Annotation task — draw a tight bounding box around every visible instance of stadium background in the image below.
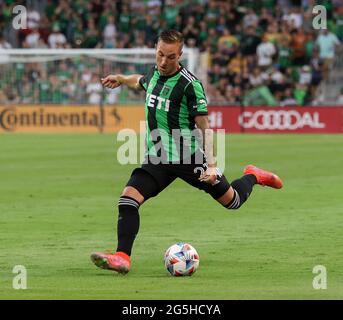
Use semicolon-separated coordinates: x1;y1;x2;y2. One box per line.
1;0;343;300
0;0;342;128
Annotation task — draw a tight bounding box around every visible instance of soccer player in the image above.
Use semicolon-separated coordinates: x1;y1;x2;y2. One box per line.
91;30;283;274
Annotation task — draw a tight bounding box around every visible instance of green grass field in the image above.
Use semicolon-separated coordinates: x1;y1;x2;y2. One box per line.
0;133;342;300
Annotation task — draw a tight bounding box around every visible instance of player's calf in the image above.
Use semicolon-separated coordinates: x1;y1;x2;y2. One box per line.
116;195;141;256
223;174;257;210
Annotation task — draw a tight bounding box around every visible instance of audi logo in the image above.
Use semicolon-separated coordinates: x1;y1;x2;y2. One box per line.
239;110;325;130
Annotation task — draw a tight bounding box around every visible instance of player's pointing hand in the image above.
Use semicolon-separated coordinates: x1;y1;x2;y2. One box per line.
101;75;122;89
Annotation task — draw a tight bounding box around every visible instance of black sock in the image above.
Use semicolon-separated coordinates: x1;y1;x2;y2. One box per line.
226;174;257;209
116;196;140;256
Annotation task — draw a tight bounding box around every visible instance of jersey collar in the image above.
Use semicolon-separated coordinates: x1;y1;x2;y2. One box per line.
156;63;183;80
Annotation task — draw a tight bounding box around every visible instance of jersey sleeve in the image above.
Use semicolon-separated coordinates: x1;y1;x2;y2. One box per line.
185;80;208;116
138;66;155;91
139;75;148;91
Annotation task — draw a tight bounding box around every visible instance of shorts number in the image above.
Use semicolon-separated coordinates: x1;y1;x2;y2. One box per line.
194;166;205;176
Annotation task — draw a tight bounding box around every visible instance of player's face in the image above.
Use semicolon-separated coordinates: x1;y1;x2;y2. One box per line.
156;41;182;76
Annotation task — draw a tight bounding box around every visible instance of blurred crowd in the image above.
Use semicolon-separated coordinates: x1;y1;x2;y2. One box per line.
0;0;342;106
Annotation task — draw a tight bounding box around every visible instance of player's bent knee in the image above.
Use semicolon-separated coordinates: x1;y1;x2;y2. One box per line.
218;187;242;210
216;187;234;206
121;186;144;205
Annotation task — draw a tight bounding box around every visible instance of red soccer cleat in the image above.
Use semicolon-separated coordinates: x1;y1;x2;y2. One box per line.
244;165;283;189
90;251;131;274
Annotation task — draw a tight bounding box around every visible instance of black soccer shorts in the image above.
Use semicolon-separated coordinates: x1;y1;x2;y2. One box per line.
126;153;231;201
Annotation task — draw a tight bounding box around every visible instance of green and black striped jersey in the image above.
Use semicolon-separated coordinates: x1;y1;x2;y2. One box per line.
139;64;208;163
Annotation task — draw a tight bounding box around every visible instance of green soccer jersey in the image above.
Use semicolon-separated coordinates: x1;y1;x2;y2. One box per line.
139;65;208;163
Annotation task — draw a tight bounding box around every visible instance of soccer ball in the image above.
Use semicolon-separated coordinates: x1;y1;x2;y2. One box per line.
164;242;200;276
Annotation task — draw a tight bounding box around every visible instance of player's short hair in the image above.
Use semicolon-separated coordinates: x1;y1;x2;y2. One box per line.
157;30;184;48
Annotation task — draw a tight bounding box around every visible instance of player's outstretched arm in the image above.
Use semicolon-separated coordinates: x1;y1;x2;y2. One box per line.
101;74;144;91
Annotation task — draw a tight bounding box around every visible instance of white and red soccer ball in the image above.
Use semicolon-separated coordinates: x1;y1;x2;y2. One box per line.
164;242;199;276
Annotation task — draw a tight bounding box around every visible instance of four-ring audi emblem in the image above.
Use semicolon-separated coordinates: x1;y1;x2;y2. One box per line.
239;110;325;130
